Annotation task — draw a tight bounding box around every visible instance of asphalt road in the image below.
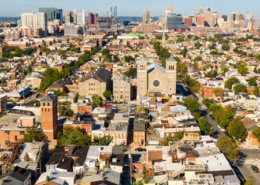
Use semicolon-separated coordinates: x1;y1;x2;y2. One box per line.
178;81;260;184
237;164;260;184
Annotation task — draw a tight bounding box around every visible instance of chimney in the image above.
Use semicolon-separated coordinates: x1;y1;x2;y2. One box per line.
46;176;49;182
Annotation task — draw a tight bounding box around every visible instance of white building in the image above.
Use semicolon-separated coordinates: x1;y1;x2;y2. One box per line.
21;12;47;36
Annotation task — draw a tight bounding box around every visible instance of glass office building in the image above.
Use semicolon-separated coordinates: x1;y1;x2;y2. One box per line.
39;7;63;23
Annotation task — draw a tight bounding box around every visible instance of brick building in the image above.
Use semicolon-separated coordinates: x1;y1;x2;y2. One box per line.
40;91;58;146
133;118;146;147
133;23;161;33
184;17;193;28
0;95;7;112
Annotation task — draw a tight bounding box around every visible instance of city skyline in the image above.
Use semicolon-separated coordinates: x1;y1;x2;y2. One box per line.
1;0;260;17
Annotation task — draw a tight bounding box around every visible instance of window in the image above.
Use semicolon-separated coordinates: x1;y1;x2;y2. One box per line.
20;131;25;135
5;131;9;135
120;134;122;138
166;133;169;137
138;140;140;144
48;103;50;106
142;134;144;137
135;134;137;137
138;133;140;137
15;136;17;141
141;87;143;91
116;134;118;138
89;127;91;131
135;140;137;144
124;134;126;138
84;127;87;131
5;140;10;145
43;103;45;106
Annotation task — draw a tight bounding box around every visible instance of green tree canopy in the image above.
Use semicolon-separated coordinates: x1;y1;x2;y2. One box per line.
180;47;188;57
199;117;214;135
92;94;102;107
248;76;257;86
227;118;248;140
194;56;202;61
124;55;134;63
219;108;235;129
244;179;254;185
253;86;260;95
138;107;149;113
57;126;91;146
124;67;137;78
103;90;112;100
184;98;201;114
221;44;230;50
22;126;42;142
217;135;240;162
252;127;260;143
237;64;248;76
202;98;214;108
225;77;239;89
92;135;113;145
226;55;233;61
234;84;247;93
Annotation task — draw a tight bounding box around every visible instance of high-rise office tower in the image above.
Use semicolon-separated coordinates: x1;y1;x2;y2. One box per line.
21;12;48;36
165;6;173;29
198;6;203;14
88;12;98;28
66;12;76;24
74;10;85;25
204;7;215;27
252;16;260;30
197;14;205;26
39;7;63;24
222;15;228;21
110;6;117;17
245;12;251;20
143;10;150;25
65;10;85;25
158;14;162;24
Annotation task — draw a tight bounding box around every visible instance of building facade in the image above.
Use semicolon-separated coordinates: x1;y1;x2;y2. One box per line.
112;74;132;102
39;7;63;24
143;10;151;25
136;56;176;101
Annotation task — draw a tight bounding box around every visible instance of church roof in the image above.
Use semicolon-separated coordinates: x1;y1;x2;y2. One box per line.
136;56;148;64
147;63;166;74
166;56;177;63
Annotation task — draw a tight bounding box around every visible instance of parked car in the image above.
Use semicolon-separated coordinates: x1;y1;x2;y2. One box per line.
135;148;146;152
209;114;214;120
251;165;259;173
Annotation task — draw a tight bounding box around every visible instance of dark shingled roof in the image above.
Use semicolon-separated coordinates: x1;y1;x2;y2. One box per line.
80;68;111;83
40;94;57;102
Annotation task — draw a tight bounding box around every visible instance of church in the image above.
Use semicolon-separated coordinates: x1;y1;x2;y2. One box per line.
136;56;177;101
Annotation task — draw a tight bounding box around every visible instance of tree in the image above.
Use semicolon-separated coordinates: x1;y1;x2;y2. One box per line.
92;135;113;145
102;48;110;58
183;76;200;93
202;98;214;108
221;67;229;76
194;56;202;61
57;126;91;146
124;55;133;63
199;117;214;135
252;127;260;143
180;47;188;57
234;84;246;93
244;179;254;185
253;86;260;95
138;107;149;113
162;131;184;146
124;67;137;78
226;55;233;61
219;108;235;129
103;90;112;100
59;106;74;117
184;98;200;114
208;103;224;123
248;77;257;86
227;118;248;140
194;41;200;49
217;135;240;162
225;77;239;89
22;126;42;142
205;70;218;78
221;44;230;50
92;94;102;107
237;64;248;76
213;89;222;94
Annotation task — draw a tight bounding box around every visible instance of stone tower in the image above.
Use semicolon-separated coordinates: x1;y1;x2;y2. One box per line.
137;57;148;101
166;56;177;95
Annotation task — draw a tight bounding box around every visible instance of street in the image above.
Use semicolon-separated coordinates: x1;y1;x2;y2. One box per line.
178;81;260;183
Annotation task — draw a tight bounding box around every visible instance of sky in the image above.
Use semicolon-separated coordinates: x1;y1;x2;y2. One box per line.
0;0;259;17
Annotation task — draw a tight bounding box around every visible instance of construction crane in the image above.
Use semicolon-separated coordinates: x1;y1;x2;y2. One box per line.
107;11;109;30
